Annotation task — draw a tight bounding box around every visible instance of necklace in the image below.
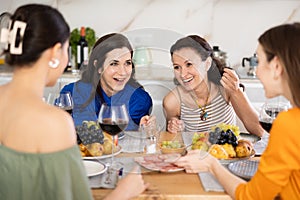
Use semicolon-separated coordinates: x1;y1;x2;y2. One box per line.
190;90;210;121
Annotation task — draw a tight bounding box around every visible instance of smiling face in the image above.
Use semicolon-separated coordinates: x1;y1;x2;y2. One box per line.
100;47;133;96
256;44;278;98
172;48;207;91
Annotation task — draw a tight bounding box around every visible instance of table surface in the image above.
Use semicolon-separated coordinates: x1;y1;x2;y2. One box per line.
91;132;233;200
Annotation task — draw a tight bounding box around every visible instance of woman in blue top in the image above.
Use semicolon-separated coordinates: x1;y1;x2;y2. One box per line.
61;33;153;130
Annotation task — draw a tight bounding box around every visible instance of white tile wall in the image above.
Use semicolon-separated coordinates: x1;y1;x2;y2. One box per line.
1;0;299;69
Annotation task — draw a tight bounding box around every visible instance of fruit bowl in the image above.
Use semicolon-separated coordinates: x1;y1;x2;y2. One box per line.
190;123;255;163
160;140;186;154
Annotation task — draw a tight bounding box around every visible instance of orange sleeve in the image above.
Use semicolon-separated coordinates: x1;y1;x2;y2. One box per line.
236;170;281;200
235;108;300;199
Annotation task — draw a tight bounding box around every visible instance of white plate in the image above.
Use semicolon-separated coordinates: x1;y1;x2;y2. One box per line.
218;149;256;165
186;145;255;165
135;154;185;173
83;160;107;177
118;132;125;140
183;132;256;165
83;145;122;160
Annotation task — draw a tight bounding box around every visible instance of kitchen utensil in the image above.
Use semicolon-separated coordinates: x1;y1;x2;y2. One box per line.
242;54;258;76
212;46;229;67
133;46;152;66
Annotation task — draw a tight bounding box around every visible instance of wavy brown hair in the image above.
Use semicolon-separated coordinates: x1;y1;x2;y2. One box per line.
258;23;300;107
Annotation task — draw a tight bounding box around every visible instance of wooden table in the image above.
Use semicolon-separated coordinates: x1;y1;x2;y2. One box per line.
92;132;232;200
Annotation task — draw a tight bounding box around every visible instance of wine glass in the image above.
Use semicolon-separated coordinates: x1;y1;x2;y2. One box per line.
259;101;289;132
47;92;74;115
98;103;129;184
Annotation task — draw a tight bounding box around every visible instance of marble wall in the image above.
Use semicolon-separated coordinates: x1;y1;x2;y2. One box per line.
1;0;300;72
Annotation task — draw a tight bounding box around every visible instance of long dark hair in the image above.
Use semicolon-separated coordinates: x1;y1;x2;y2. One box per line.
258;23;300;107
3;4;70;67
170;35;226;85
80;33;142;106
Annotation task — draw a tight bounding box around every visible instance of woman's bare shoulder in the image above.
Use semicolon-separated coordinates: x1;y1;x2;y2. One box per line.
164;86;181;101
41;104;76;135
30;103;77;151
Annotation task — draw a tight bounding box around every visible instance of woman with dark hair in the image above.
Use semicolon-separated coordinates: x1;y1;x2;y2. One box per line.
0;4;148;200
0;4;93;199
61;33;153;130
175;23;300;199
163;35;263;136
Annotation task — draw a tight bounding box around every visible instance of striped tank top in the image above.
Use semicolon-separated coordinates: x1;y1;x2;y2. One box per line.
180;91;236;132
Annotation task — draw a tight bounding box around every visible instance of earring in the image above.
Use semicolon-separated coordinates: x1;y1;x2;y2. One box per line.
48;58;59;68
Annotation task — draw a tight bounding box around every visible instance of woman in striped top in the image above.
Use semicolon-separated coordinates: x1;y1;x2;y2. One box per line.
163;35;264;136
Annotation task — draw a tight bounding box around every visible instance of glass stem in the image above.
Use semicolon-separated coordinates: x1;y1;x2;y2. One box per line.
105;135;116;185
110;135;115;165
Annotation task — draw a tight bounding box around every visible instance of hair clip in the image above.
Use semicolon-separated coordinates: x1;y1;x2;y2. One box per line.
0;20;27;55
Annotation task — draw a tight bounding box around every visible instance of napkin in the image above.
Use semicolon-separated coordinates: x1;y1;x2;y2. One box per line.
183;132;224;192
88;161;120;189
253;132;269;155
87;157;138;189
88;171;116;189
119;132;146;153
198;172;224;192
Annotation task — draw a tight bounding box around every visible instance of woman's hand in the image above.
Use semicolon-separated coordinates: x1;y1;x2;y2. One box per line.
140;115;156;127
105;166;150;200
174;150;215;173
220;68;241;94
167;117;184;133
140;115;157;136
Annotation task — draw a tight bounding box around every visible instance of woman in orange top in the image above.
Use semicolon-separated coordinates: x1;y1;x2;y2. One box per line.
175;22;300;199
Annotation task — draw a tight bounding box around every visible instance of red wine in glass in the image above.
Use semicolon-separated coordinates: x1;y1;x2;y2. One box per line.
259;119;272;132
98;104;129;185
48;92;74;115
265;107;284;118
99;118;128;136
259;102;289;132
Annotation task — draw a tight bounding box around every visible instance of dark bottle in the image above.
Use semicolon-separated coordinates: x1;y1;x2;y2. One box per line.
64;45;72;72
76;27;88;69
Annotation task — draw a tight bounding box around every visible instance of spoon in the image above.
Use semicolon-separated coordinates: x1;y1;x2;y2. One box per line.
163;143;192;163
181;143;192;156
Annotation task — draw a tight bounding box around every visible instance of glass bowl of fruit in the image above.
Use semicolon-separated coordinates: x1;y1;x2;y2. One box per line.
160;140;186;154
190;123;255;164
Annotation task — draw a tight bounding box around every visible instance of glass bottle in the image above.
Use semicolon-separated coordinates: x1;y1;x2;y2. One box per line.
76;27;88;69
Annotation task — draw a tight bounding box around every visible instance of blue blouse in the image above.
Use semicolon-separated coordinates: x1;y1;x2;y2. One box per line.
60;81;152;130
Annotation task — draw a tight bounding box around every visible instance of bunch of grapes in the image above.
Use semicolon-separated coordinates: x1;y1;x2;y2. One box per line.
75;121;104;145
208;127;238;147
212;123;240;136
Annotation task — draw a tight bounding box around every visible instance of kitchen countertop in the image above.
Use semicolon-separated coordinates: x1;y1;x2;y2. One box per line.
0;64;81;78
0;64;261;83
235;65;258;80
